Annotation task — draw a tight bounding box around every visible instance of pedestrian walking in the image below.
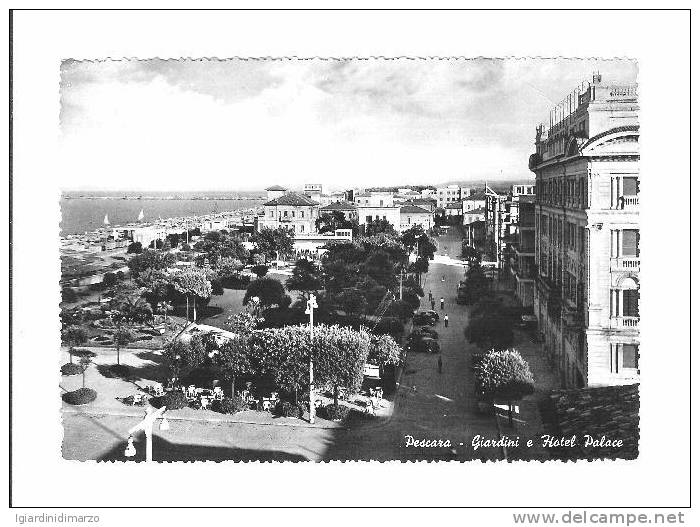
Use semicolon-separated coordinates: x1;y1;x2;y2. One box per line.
441;275;446;282
431;299;436;310
440;297;445;310
438;355;443;374
444;315;449;328
429;291;433;302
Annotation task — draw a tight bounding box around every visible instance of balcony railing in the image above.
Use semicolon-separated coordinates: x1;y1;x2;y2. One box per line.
611;316;640;329
622;196;639;207
611;257;640;272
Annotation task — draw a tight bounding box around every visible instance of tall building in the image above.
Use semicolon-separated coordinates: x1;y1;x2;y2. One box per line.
512;195;536;308
530;74;639;388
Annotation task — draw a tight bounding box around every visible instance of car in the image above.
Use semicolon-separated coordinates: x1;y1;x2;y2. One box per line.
418;326;439;339
406;333;441;354
413;313;435;326
414;310;440;326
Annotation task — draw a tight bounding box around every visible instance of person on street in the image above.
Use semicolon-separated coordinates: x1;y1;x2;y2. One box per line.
440;297;445;310
444;315;449;328
429;291;433;302
441;275;446;282
431;299;436;310
438;355;443;374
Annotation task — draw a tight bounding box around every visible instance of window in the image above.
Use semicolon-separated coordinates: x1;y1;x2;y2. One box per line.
622;290;639;317
622;177;638;196
301;211;304;218
283;210;288;217
292;211;295;218
300;225;304;233
366;215;372;223
622;230;640;257
622;344;638;369
269;211;274;218
383;216;387;221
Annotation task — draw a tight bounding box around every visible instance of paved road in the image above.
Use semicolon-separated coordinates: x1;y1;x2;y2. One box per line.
322;229;502;461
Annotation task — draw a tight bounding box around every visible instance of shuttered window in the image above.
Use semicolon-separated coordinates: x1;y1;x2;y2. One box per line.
622;290;639;317
622;229;640;256
622;344;639;369
623;177;638;196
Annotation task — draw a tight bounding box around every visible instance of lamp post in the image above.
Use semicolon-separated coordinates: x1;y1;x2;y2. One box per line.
305;294;318;424
124;406;168;462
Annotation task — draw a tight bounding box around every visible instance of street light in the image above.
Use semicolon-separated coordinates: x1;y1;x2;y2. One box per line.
305;294;318;424
124;406;168;462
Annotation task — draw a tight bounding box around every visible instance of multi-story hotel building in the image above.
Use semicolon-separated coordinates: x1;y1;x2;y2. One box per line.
529;74;639;388
257;192;320;235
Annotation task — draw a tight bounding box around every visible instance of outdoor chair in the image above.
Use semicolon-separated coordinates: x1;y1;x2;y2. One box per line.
200;396;211;410
261;399;273;412
187;385;197;399
213;387;224;401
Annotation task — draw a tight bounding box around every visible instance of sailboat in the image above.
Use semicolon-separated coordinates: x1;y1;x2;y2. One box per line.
138;209;145;222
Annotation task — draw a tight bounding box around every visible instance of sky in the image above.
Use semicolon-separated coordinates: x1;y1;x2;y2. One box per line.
59;58;638;192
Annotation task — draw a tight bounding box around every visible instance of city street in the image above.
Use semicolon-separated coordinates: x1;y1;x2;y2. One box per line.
322;229;502;461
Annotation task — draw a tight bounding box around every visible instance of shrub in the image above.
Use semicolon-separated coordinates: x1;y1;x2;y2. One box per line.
474;349;535;403
121;394;146;406
62;388;97;405
275;400;303;418
251;264;269;278
221;274;251;290
61;363;83;376
318;404;350;421
156;390;189;410
212;396;249;415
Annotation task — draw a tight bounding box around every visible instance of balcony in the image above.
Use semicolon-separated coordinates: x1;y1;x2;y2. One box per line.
622;196;639;208
278;216;292;223
611;316;639;329
611;257;640;272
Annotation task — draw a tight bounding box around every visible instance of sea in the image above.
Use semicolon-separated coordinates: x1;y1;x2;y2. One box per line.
60;190;264;235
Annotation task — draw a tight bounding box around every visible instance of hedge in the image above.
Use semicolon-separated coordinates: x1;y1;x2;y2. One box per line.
62;388;97;405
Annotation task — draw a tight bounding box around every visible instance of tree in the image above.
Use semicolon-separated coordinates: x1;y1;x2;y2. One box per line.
127;241;143;254
315;210;358;235
102;272;118;288
335;288;368;318
109;282;153;324
248;327;310;402
162;337;207;386
362;250;396;290
365;218;396;237
243;277;286;309
127;249;175;277
157;301;173;322
79;355;92;389
313;324;372;406
368;334;402;367
62;325;88;364
113;327;134;366
462;242;482;265
474;349;535;425
251;264;269;278
217;257;244;279
172;268;213;321
286;259;322;301
461;264;490;304
252;227;294;262
213;337;251;397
